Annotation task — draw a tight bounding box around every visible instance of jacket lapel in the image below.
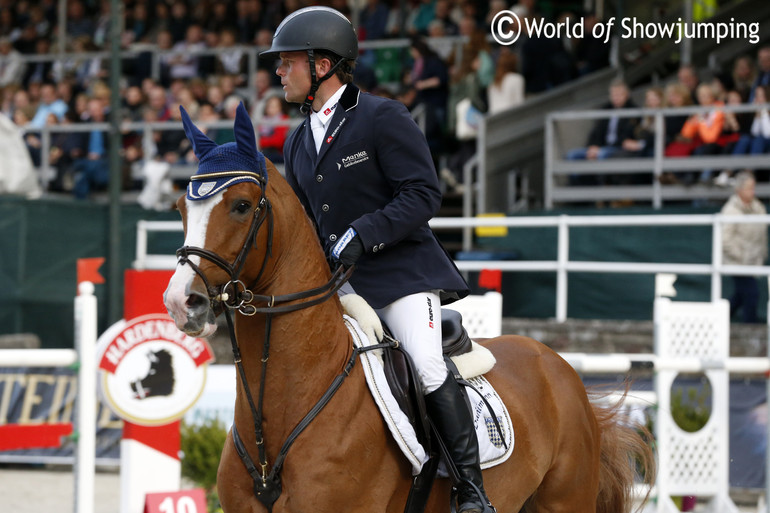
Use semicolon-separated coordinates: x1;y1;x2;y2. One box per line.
301;120;317;166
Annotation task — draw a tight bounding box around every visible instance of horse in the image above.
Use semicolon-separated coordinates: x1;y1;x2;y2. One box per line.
164;104;655;513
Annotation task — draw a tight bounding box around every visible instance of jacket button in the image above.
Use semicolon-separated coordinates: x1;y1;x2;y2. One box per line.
329;234;337;242
378;243;385;250
372;245;378;253
322;204;329;212
316;174;323;182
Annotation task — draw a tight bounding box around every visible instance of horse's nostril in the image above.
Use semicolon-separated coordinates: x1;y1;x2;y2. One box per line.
186;292;209;311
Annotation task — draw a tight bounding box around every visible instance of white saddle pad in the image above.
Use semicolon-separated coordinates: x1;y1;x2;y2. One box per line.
344;316;514;476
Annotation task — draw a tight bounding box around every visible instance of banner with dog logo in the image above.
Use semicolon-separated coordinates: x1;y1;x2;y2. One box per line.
96;313;214;426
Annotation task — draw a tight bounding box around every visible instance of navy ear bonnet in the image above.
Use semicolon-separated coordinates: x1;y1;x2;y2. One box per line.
180;102;267;201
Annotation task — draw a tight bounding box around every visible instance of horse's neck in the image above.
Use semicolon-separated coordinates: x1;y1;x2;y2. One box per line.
233;172;353;427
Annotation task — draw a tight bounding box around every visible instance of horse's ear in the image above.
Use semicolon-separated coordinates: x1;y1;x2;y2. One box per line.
180;105;217;160
234;102;259;158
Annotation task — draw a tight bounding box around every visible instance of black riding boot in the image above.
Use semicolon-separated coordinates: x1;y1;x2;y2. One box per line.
425;373;494;513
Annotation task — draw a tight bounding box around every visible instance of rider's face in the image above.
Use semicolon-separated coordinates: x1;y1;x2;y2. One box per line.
276;51;312;104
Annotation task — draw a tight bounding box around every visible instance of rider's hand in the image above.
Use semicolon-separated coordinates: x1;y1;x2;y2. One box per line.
332;227;364;268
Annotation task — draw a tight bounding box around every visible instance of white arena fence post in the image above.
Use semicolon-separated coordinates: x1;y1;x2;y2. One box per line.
74;281;97;513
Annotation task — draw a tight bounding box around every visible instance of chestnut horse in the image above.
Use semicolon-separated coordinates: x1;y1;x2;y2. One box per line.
164;106;654;513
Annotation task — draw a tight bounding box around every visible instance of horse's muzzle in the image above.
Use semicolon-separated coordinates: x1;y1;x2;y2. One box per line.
164;274;218;338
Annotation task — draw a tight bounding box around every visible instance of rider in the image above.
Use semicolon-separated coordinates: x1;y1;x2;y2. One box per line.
260;7;494;513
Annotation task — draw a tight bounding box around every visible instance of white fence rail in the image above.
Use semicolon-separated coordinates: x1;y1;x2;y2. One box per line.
136;214;770;322
0;282;97;513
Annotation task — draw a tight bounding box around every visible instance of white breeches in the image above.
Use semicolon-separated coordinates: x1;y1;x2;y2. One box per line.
376;291;448;394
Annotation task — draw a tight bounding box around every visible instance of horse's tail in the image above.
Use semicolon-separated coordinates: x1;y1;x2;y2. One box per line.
591;390;656;513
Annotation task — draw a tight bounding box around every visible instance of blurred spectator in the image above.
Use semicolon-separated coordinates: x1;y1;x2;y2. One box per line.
359;0;390;41
410;0;437;35
750;46;770;102
574;12;610;76
168;1;191;43
0;8;20;42
732;85;770;155
453;22;494;88
207;84;226;115
145;3;172;43
12;105;38;163
72;97;109;199
407;36;449;159
445;40;488;191
8;88;33;120
732;55;756;95
126;3;151;43
257;95;289;164
484;0;508;27
722;88;754;152
48;109;87;192
676;83;725;183
29;82;67;128
0;36;25;87
206;3;236;36
623;86;664;159
721;170;768;323
522;14;575;93
510;0;536;18
662;82;692;146
565;79;638;185
23;37;53;87
148;84;172;121
14;23;38;54
433;0;458;36
216;28;246;79
254;68;277;104
122;86;145;122
66;0;95;41
234;0;264;45
53;35;106;91
156;102;189;166
714;88;756;186
93;0;113;48
677;64;701;104
487;48;525;115
167;24;207;81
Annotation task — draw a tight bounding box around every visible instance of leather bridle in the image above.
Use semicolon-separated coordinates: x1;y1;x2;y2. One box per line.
173;175;365;512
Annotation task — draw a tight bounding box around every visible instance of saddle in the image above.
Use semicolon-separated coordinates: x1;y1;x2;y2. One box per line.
379;309;475;513
381;308;472;444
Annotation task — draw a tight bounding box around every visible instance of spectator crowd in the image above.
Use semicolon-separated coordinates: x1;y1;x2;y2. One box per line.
1;0;698;202
565;45;770;191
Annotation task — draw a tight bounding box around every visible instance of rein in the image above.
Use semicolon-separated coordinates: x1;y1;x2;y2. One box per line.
175;182;360;512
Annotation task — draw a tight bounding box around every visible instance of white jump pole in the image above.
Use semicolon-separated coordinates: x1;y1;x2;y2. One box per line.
74;281;97;513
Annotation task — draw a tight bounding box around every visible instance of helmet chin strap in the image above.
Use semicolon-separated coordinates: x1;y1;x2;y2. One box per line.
300;49;349;115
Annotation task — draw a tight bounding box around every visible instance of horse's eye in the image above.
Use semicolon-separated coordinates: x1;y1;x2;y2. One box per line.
233;201;251;215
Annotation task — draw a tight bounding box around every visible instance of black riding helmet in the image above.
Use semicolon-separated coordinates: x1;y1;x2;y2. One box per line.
260;6;358;114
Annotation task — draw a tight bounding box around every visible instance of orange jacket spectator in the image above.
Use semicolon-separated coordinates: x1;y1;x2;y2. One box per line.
680;84;725;144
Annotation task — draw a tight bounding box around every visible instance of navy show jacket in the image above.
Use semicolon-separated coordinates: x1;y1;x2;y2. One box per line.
283;84;469;309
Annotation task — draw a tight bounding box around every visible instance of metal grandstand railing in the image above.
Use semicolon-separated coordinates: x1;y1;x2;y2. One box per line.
545;102;770;209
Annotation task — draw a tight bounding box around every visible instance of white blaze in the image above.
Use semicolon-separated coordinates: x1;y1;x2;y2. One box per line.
164;192;224;332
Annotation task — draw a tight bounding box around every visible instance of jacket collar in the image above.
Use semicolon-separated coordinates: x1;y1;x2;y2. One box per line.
303;83;360;166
